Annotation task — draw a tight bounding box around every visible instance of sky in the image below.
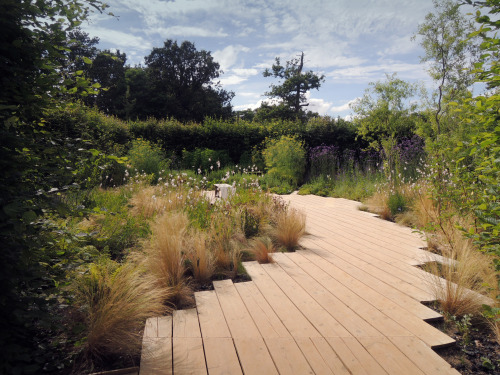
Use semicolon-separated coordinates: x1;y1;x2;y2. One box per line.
80;0;466;119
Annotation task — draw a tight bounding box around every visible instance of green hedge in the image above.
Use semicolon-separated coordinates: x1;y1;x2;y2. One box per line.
44;105;362;170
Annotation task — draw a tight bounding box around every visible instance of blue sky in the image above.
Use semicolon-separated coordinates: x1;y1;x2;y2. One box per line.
81;0;460;118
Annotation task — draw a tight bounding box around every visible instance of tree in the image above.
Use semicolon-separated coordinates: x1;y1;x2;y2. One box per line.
0;0;110;372
350;73;423;149
85;49;127;116
263;52;325;118
143;40;234;122
414;0;479;135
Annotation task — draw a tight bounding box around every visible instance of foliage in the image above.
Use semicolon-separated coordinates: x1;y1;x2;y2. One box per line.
414;0;479;135
387;191;409;216
262;52;325;118
85;50;128;117
181;148;232;171
0;0;113;372
351;73;424;149
262;135;306;190
127;139;170;183
140;40;234;122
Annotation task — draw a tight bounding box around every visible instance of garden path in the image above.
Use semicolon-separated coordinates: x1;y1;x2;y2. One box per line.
140;193;460;375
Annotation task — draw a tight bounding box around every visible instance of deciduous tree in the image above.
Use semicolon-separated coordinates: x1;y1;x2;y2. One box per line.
414;0;479;135
143;40;234;122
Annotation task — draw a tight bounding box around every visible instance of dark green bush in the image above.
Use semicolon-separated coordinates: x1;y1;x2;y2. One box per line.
388;192;408;217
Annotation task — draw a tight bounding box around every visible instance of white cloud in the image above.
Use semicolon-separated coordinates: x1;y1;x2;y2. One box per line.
213;45;250;71
148;26;228;38
219;75;249;86
327;62;427;84
330;98;360;113
83;26;152;51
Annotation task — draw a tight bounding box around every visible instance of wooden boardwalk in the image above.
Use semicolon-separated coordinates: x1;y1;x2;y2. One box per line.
140;193;460;374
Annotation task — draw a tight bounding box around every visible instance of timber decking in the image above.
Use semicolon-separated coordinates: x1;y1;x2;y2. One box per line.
140;193;461;375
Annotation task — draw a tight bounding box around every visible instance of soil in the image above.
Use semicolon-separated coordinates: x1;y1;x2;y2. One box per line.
426;303;500;374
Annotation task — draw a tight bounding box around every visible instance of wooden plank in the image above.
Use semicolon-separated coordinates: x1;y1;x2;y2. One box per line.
288;251;454;348
144;317;158;338
292;249;442;321
340;337;388;375
234;281;291;338
294;337;335;375
301;237;434;302
172;337;207;375
271;252;382;338
158;316;172;338
140;337;172;375
203;337;242;375
310;337;350;375
243;261;321;338
260;261;352;338
213;280;261;338
195;290;231;338
326;337;370;375
388;336;461;375
173;309;201;338
264;337;314;374
359;337;426;375
281;252;412;337
233;338;279;375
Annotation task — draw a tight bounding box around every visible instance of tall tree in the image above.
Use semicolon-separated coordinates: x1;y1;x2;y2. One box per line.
350;73;423;149
263;52;325;116
143;40;234;122
85;49;127;116
414;0;479;135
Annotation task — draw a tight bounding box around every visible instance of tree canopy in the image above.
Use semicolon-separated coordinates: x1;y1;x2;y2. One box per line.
350;73;424;149
262;52;324;119
139;39;234;122
414;0;479;134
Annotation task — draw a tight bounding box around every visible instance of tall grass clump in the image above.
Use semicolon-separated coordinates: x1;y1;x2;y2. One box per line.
423;227;497;317
72;258;168;368
248;236;275;264
142;212;193;307
272;207;306;251
186;232;215;283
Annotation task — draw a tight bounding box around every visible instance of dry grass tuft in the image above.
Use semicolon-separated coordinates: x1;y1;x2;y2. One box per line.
142;212;193;307
413;185;438;229
272;208;306;251
72;258;169;362
423;229;497;317
395;210;418;227
186;232;215;283
364;190;392;220
248;237;275;264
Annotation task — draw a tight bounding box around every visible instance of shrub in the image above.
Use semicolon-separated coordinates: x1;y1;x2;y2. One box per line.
387;191;408;217
181;148;232;171
127;139;170;183
262;135;306;189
